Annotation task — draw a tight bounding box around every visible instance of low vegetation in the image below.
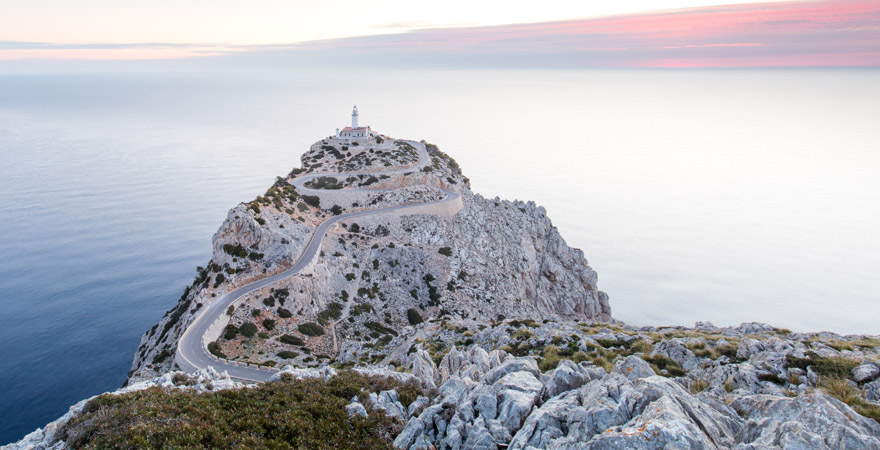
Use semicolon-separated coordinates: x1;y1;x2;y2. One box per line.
298;322;325;337
407;308;424;326
61;372;419;449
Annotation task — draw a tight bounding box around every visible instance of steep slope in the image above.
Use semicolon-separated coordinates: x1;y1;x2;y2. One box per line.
128;136;609;381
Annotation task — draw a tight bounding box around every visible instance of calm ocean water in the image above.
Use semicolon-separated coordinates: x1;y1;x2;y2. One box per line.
1;68;878;442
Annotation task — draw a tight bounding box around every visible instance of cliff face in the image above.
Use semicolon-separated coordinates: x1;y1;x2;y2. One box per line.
128;137;609;380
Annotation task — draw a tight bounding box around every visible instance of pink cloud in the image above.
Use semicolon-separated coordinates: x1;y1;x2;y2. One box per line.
296;0;880;67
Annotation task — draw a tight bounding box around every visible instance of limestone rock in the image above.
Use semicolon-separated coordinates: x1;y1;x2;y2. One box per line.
612;355;655;380
853;361;880;383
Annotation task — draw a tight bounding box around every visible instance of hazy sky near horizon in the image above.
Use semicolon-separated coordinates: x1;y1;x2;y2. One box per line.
1;0;878;67
3;0;794;45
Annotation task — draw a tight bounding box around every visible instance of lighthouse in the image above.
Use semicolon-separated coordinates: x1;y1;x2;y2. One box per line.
335;105;373;142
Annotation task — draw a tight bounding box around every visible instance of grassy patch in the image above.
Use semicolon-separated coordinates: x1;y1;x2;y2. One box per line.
820;377;880;423
690;378;710;394
643;354;687;377
786;353;858;379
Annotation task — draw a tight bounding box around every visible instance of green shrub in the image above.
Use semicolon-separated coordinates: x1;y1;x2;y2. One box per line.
61;372;416;449
239;322;258;338
298;322;325;336
208;341;226;359
407;309;423;326
365;321;398;337
223;244;248;258
438;247;452;257
262;319;276;331
318;303;344;324
351;304;374;316
280;334;305;346
223;325;239;340
278;308;293;319
346;273;356;281
248;251;264;261
255;218;266;225
213;273;226;288
302;195;320;208
277;351;299;359
330;205;343;215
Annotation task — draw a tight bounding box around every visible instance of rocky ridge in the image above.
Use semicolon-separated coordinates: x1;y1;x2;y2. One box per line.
7;320;880;449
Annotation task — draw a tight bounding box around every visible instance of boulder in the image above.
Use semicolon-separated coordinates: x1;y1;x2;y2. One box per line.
411;348;440;388
482;358;541;386
852;362;880;383
346;401;368;418
541;360;599;400
613;355;655;380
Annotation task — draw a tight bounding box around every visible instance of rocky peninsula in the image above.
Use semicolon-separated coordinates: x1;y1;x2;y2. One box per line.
5;134;879;450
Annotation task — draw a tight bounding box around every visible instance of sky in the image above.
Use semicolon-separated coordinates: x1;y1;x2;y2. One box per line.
1;0;878;68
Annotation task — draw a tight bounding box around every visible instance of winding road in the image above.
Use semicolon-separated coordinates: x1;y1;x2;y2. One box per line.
175;140;462;382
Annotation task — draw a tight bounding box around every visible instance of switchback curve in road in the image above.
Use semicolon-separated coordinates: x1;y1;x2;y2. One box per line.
175;140;462;381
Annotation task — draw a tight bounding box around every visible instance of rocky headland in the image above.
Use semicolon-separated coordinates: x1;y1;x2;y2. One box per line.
5;135;879;450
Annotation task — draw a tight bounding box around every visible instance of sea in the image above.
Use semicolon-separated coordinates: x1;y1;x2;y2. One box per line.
1;68;878;443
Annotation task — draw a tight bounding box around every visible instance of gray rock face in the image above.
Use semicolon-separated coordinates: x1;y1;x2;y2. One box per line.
392;348;880;450
412;348;441;388
866;379;880;402
541;360;600;400
346;401;368;417
731;394;880;449
612;355;655;380
853;362;880;383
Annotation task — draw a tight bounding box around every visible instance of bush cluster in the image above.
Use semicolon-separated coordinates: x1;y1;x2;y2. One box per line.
61;372;419;449
239;322;258;338
298;322;325;337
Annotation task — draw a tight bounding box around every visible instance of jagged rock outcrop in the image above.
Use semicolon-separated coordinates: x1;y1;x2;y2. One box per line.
9;320;880;449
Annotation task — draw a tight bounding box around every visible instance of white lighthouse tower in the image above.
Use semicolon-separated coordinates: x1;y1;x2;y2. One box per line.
335;105;372;142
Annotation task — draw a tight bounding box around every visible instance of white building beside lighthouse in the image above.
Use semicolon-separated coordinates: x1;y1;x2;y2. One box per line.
335;105;373;142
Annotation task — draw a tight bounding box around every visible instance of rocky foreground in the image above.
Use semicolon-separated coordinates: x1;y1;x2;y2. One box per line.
5;136;880;449
7;320;880;449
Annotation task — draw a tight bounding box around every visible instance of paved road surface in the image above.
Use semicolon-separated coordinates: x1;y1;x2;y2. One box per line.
175;140;460;381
